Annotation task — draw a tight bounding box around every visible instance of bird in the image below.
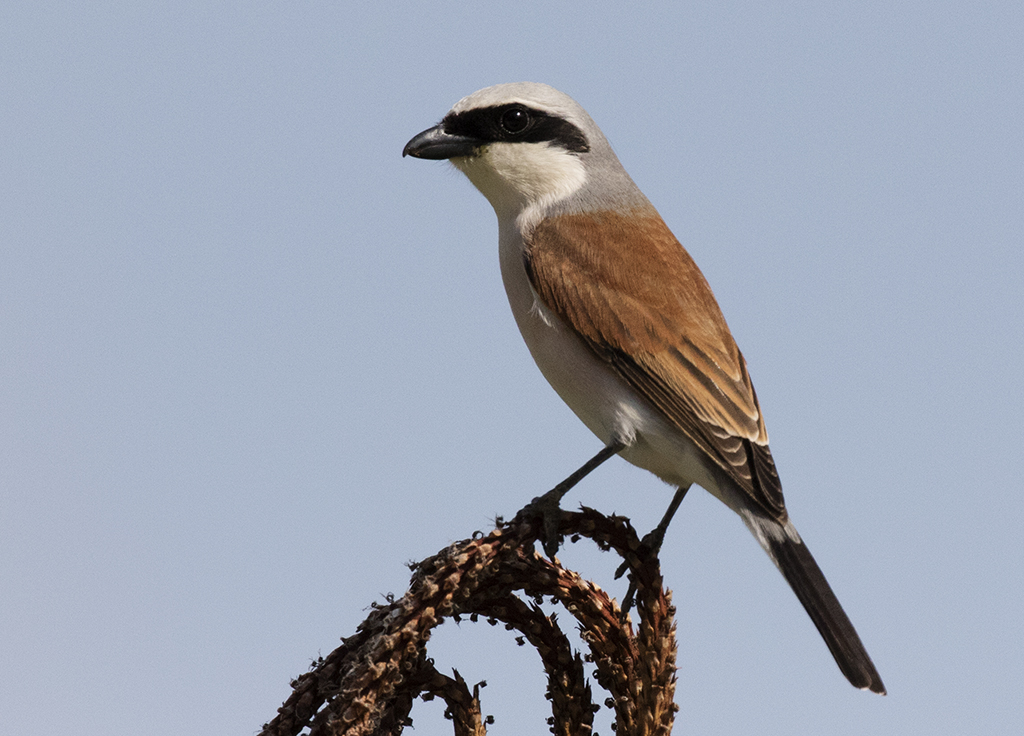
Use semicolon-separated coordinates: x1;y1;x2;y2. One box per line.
403;82;885;695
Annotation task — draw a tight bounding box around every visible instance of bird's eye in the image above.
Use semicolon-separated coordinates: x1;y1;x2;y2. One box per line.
500;107;530;134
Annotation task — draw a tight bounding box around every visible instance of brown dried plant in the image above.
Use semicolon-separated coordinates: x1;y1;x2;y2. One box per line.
260;504;678;736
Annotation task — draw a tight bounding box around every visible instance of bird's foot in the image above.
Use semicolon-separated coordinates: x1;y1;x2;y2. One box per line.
525;441;627;559
614;526;668;616
615;485;690;617
526;484;572;560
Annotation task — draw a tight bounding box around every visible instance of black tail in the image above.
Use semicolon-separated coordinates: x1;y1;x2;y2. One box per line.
767;533;886;694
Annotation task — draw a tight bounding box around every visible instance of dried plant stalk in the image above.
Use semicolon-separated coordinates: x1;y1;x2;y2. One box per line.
260;504;678;736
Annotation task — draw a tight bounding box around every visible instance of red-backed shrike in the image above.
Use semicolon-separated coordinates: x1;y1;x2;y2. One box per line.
404;82;885;694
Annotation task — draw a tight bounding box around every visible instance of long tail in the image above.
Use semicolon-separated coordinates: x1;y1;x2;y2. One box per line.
748;514;886;694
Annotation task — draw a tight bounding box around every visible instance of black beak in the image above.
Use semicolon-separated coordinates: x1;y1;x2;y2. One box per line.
402;124;483;160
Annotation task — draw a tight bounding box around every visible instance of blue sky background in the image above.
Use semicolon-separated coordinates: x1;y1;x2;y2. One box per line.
2;2;1022;734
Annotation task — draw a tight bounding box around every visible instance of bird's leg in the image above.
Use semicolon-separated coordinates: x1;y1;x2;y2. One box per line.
529;439;626;559
617;484;690;617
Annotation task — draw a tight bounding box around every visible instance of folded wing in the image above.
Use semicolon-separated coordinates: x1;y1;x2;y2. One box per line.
524;208;785;520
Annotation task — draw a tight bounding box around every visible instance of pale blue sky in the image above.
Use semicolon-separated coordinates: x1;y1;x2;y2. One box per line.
2;2;1021;734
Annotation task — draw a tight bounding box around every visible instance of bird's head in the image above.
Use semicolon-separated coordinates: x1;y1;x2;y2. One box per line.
404;83;644;221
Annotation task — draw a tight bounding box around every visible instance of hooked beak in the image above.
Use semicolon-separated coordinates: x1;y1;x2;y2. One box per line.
402;124;484;160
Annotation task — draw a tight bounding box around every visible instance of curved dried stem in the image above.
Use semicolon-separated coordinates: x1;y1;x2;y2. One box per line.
260;504;678;736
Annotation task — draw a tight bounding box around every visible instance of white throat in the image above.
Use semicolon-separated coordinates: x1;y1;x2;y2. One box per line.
451;142;586;224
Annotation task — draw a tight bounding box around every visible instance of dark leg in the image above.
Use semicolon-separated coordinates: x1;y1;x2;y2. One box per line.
617;484;690;616
529;440;626;558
